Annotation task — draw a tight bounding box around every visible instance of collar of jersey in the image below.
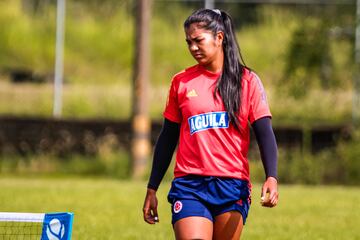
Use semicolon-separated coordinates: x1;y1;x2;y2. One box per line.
197;64;222;78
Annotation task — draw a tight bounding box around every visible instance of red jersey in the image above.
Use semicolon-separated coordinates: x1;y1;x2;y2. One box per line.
163;64;271;181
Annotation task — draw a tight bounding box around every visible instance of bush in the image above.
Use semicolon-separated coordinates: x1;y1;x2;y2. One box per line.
0;132;131;179
249;128;360;185
279;132;360;185
336;130;360;184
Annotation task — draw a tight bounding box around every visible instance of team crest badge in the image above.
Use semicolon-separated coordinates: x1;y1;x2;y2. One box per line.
173;201;183;213
236;199;243;206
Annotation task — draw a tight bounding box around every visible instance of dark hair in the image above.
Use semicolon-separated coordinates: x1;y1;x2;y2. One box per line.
184;9;246;130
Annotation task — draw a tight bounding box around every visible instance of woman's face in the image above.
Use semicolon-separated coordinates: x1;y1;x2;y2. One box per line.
185;23;223;68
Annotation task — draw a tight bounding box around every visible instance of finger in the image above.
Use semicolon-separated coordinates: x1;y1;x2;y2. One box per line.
152;208;159;222
261;194;276;207
271;192;279;206
143;206;148;215
265;198;277;207
143;208;149;222
270;196;276;205
268;187;276;199
268;190;277;205
261;187;268;204
145;214;156;224
261;201;273;208
261;199;272;207
143;208;155;224
261;185;268;199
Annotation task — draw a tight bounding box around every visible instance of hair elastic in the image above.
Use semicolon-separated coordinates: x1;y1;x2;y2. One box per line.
212;9;221;15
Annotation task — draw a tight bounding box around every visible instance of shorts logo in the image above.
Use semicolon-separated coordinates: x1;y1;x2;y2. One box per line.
173;201;183;213
188;111;229;134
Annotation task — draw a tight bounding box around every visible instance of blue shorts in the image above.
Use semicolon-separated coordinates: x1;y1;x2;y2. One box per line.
167;175;251;225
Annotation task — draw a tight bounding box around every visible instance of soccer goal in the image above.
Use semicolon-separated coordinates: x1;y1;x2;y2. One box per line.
0;212;74;240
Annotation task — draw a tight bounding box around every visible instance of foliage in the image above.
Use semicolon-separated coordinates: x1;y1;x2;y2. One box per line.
283;18;332;97
0;0;135;84
0;0;55;73
250;130;360;185
0;1;355;125
0;152;130;178
2;127;359;185
280;6;354;98
0;1;355;87
0;132;131;179
336;129;360;184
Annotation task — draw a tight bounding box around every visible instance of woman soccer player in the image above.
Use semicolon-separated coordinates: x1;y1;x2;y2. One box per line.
143;8;278;240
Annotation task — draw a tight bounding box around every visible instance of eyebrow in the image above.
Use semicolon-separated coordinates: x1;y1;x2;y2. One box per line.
185;36;203;42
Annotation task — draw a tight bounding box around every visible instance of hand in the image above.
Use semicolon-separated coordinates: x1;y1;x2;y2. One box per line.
143;188;159;224
261;177;278;208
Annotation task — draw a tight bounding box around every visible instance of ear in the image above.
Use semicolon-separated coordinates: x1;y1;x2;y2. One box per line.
215;31;224;47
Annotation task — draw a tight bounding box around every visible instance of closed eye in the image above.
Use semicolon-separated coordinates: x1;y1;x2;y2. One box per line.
185;38;204;45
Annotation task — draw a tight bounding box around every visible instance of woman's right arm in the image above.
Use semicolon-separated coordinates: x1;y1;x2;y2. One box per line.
143;118;180;224
147;118;180;190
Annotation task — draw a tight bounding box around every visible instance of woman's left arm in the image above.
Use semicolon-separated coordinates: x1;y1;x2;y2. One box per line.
251;117;279;207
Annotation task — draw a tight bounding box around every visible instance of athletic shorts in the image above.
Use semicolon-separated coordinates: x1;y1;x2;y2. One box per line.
167;175;251;225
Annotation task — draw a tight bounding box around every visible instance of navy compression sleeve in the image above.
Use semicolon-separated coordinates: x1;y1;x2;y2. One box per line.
251;117;278;179
147;118;180;190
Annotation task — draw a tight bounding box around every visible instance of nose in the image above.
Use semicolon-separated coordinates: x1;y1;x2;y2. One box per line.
189;43;199;52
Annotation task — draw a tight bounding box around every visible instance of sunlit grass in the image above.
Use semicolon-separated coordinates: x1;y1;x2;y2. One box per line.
0;80;351;125
268;88;353;126
0;177;358;239
1;81;132;118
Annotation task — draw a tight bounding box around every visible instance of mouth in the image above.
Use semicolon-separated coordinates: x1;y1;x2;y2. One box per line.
193;53;203;59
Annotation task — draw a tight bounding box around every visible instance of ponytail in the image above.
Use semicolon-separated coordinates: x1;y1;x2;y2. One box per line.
184;9;246;130
215;11;245;130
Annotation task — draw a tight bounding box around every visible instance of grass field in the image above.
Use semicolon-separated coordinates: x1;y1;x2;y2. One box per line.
0;177;359;239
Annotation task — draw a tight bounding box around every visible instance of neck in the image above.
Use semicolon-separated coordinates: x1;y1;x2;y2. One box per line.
203;51;224;73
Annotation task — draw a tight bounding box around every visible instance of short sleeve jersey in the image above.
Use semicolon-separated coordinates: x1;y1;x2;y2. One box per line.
164;64;271;181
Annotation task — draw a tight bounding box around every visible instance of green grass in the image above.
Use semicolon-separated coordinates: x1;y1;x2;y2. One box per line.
0;79;352;125
0;81;168;119
0;177;358;239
